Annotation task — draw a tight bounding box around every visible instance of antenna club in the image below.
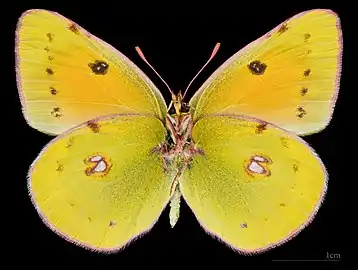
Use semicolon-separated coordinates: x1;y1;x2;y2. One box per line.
182;42;221;99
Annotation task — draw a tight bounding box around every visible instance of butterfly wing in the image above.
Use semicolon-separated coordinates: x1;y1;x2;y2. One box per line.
180;115;326;253
16;9;167;135
29;114;170;251
190;9;342;135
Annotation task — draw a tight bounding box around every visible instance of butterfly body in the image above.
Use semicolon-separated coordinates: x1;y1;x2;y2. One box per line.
16;9;342;253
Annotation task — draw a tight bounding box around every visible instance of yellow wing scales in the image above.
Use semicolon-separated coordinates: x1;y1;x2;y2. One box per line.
29;114;171;251
180;115;327;253
16;10;167;135
190;9;342;135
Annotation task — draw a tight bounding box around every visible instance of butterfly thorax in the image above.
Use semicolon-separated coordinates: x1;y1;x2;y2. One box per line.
153;96;204;228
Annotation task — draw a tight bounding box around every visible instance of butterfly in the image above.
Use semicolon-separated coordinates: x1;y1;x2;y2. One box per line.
15;9;342;254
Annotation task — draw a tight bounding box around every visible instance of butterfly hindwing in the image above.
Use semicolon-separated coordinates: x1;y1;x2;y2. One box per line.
29;114;171;251
181;115;327;253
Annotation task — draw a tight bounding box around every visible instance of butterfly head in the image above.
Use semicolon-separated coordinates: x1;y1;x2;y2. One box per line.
171;91;183;116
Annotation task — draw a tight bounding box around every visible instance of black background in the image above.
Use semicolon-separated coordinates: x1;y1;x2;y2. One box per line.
7;3;351;264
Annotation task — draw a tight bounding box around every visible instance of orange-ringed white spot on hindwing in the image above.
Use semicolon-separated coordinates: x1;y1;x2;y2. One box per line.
244;154;272;178
88;60;109;75
247;60;267;75
84;153;112;177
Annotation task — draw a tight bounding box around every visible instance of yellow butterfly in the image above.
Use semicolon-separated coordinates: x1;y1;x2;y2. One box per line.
16;9;342;254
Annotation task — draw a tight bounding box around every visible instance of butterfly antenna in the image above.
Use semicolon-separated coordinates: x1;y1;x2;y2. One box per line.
135;46;174;96
182;43;221;100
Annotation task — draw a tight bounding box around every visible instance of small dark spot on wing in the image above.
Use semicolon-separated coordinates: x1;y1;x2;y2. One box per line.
87;120;100;133
300;87;308;96
50;87;57;95
68;23;80;34
46;68;54;75
240;223;248;228
66;137;74;148
256;122;267;134
304;69;311;77
278;23;289;35
44;46;50;52
304;33;311;41
56;163;64;171
48;56;53;61
109;221;116;227
280;137;289;148
51;107;63;118
280;203;286;207
297;106;307;119
293;164;299;173
46;33;53;42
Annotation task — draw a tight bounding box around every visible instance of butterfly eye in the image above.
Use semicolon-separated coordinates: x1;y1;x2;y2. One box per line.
181;102;190;113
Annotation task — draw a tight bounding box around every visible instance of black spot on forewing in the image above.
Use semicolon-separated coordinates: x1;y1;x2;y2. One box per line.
277;23;289;35
248;60;267;75
46;68;54;75
280;203;286;207
300;87;308;96
44;46;50;52
88;60;109;75
48;56;54;61
304;69;311;77
46;33;53;42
